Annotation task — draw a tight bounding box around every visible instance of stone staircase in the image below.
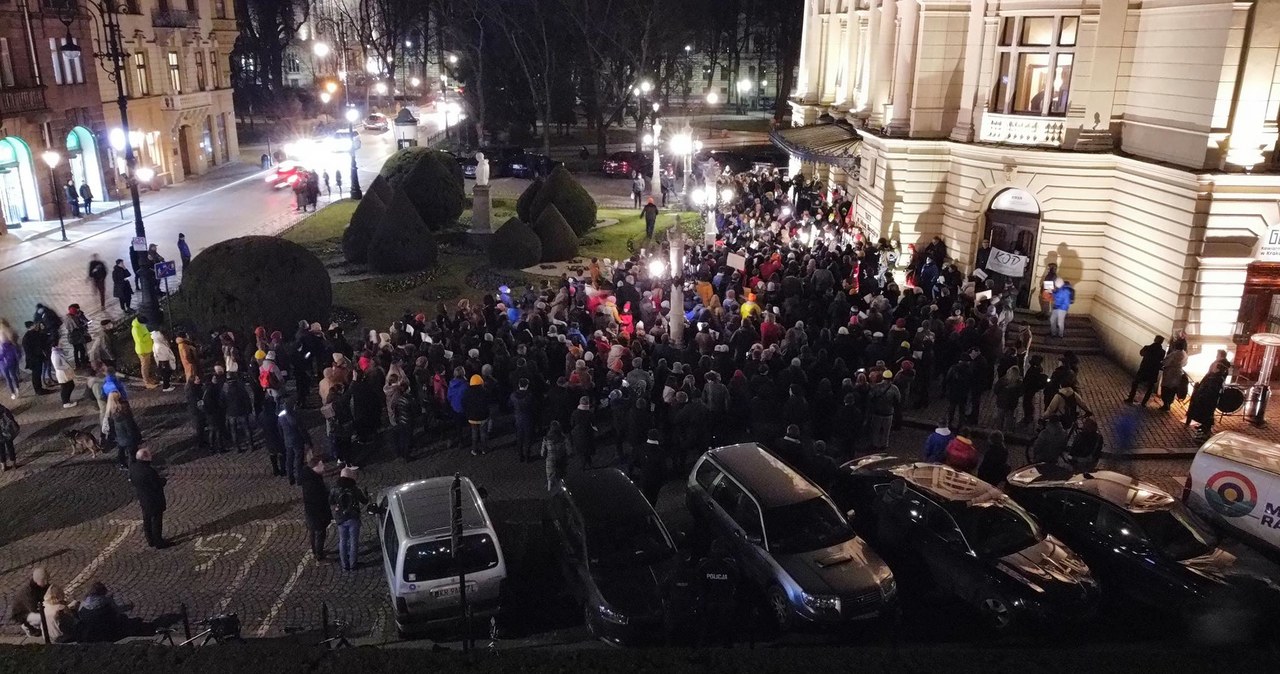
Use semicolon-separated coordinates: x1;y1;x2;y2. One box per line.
1012;309;1103;356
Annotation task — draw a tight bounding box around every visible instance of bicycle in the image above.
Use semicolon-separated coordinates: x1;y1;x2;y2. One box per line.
155;613;243;647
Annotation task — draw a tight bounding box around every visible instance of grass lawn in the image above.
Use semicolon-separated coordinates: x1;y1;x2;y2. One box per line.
281;199;358;245
579;207;701;260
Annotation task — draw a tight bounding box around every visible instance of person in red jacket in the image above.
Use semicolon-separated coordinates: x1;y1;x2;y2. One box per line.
943;428;980;474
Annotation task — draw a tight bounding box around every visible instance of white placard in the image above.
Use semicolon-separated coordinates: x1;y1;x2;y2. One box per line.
727;252;746;271
986;247;1029;277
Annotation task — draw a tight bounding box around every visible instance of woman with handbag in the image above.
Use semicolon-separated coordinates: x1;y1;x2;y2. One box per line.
1159;342;1189;411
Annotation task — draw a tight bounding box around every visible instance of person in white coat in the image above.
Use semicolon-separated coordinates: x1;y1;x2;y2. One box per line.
151;331;177;392
51;346;77;408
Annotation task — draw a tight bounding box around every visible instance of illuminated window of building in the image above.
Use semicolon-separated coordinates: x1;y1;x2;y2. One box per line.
168;51;182;93
195;51;206;90
991;15;1075;116
134;51;150;96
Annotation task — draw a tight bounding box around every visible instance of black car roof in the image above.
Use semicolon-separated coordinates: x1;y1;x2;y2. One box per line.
888;463;1005;504
707;443;823;508
1006;465;1175;513
563;468;653;523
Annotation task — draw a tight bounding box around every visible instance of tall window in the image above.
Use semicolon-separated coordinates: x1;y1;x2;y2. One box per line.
991;15;1076;116
210;50;220;87
48;37;84;85
0;38;14;88
214;0;227;18
133;51;150;96
195;50;206;90
168;51;182;93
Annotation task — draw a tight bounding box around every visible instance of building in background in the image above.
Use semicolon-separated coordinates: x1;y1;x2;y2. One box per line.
94;0;239;189
0;0;106;230
784;0;1280;376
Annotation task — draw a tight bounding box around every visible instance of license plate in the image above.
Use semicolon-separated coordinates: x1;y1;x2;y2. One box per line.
431;583;475;600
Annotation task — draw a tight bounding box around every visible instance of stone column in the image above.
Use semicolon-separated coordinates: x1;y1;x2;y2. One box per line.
886;0;919;135
1223;0;1280;167
796;0;822;103
950;0;988;142
868;0;898;128
471;184;492;235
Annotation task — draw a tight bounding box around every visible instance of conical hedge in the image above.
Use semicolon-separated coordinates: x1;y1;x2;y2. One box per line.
341;184;389;263
515;177;542;222
529;166;597;236
532;204;579;262
489;217;543;269
366;188;438;273
379;148;465;231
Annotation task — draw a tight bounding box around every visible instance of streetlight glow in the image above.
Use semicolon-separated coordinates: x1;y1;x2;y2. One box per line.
648;259;666;278
345;107;360;123
690;188;706;206
737;79;751;93
410;76;421;87
719;188;734;204
319;91;332;104
313;41;330;58
325;81;338;93
706;92;719;105
135;166;155;183
651;102;660;112
375;81;388;95
447;54;458;64
684;44;692;52
640;80;653;93
41;150;61;168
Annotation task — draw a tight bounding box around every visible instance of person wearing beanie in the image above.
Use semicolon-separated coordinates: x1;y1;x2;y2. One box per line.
329;466;369;571
462;373;491;455
944;429;979;474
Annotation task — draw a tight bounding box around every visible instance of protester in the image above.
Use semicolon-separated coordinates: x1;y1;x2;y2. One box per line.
542;420;569;491
111;259;133;313
1126;335;1166;406
1159;342;1189;411
330;466;369;571
130;448;169;548
87;255;108;310
300;457;331;560
7;567;48;636
107;392;140;470
976;431;1009;486
0;400;18;470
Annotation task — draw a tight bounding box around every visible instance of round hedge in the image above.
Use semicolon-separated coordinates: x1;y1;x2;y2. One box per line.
532;204;579;262
489;217;542;269
171;236;331;336
515;177;542;223
379;148;464;230
367;189;438;273
529;166;597;236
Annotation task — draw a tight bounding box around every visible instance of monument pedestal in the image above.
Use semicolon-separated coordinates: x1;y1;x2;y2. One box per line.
468;184;494;246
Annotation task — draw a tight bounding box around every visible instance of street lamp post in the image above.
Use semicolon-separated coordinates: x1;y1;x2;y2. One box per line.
59;0;158;321
345;107;363;200
40;151;66;242
650;113;662;202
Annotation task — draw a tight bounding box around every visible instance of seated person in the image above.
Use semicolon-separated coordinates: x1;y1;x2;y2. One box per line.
8;567;48;637
41;585;78;643
77;582;125;643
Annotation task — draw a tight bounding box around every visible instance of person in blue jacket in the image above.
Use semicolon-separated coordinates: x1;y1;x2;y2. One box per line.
922;425;953;462
446;366;468;447
1049;278;1075;338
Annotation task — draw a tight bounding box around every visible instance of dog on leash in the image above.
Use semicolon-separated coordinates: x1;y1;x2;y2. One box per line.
62;429;103;458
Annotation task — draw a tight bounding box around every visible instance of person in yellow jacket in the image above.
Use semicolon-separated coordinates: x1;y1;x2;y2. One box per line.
739;293;762;321
130;317;158;389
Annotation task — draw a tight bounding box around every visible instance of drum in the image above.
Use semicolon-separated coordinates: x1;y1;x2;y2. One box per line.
1217;385;1246;414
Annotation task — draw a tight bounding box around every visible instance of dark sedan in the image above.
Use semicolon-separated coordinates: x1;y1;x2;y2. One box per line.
1006;465;1280;639
602;151;649;178
547;468;677;646
831;456;1099;632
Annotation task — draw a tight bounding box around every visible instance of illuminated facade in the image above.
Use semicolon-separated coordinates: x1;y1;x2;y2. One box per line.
787;0;1280;374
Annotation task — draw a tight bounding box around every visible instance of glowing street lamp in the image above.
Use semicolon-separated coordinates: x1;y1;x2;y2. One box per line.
639;79;653;94
40;150;66;241
706;91;719;106
374;81;388;94
313;41;330;58
447;53;458;64
648;259;666;278
410;76;421;87
325;81;338;94
319;91;331;104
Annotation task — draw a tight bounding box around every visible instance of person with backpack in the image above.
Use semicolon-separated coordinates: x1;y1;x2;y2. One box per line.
0;400;19;471
1043;386;1091;429
329;467;369;571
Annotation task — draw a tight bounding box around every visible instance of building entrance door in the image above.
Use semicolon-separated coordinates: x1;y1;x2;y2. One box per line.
178;126;193;176
982;188;1041;308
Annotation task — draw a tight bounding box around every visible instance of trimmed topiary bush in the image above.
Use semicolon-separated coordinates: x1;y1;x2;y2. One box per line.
529;166;597;236
171;236;331;336
515;177;542;222
488;217;543;269
367;188;438;273
341;186;389;263
379;148;465;230
532;204;579;262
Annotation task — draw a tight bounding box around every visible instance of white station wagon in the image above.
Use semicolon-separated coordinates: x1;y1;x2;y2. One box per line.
375;477;507;637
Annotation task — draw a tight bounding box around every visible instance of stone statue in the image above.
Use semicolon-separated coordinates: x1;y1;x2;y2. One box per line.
475;152;490;186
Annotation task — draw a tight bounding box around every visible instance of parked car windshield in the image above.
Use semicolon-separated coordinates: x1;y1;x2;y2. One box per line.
763;498;855;554
402;533;499;582
586;514;673;568
1132;505;1218;561
953;499;1043;558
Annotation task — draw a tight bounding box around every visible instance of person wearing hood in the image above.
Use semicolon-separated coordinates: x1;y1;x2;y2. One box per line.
65;304;90;369
943;430;979;474
130;317;158;389
922;425;953;463
151;330;177;392
76;582;125;642
1029;418;1069;464
49;340;77;409
462;373;490;455
176;332;198;382
21;322;50;394
329;466;369;571
446;366;468;446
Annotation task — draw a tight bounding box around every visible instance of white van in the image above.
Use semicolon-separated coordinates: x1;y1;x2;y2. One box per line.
1185;431;1280;556
375;477;507;637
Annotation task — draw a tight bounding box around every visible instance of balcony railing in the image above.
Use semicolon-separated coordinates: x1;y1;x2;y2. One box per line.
0;87;48;116
978;112;1065;147
161;90;211;111
211;16;237;32
152;8;199;27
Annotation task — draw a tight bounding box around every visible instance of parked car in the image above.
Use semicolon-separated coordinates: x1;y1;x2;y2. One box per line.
509;152;559;179
264;161;307;189
686;443;896;631
831;456;1099;632
602;151;650;178
363;113;390;132
374;477;508;638
1184;431;1280;558
1007;464;1280;636
547;468;677;646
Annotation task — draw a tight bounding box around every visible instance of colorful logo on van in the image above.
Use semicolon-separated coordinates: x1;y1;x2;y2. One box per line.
1204;471;1257;518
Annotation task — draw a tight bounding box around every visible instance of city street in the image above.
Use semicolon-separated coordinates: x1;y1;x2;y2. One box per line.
0;126;402;329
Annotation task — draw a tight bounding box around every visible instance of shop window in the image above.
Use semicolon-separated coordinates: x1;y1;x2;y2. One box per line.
991;15;1076;116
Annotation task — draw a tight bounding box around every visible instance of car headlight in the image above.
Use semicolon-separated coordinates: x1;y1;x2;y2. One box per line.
801;592;841;613
597;604;629;625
